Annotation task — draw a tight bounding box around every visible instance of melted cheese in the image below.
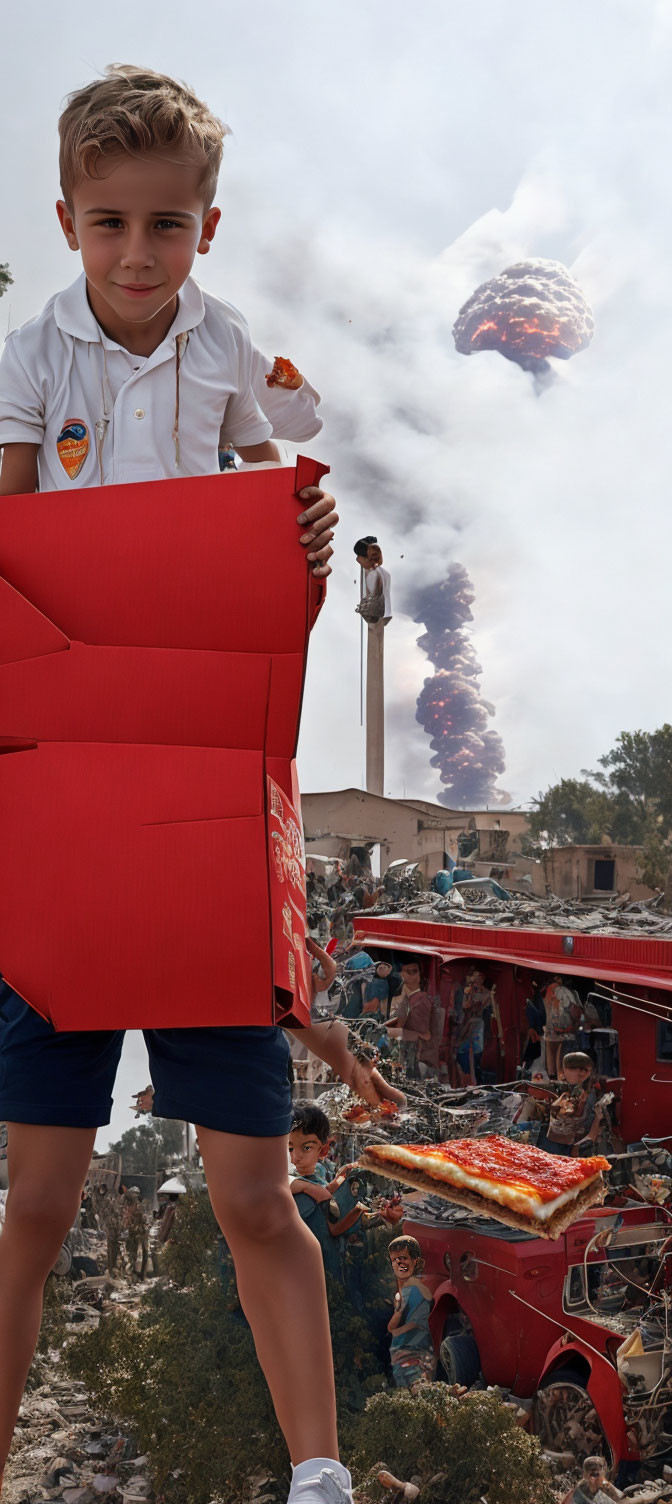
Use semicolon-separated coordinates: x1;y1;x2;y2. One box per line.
368;1144;601;1223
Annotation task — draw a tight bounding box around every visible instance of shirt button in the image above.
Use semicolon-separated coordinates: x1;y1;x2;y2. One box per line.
134;408;145;419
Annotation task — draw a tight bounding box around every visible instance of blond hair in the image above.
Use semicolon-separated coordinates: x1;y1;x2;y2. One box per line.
58;64;229;209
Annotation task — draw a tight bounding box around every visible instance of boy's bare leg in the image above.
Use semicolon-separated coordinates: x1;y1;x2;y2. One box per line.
197;1126;339;1466
0;1124;97;1486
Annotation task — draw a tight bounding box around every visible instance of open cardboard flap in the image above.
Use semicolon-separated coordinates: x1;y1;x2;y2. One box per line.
0;457;326;1030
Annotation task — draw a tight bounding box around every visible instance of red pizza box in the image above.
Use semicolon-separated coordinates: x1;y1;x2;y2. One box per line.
0;457;326;1030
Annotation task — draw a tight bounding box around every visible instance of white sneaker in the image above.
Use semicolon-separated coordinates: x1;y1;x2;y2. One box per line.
287;1458;354;1503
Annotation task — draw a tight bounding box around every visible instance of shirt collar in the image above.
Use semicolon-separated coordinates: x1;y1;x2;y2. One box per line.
53;272;205;348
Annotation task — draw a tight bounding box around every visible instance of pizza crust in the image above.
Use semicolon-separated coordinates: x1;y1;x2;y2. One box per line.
358;1151;606;1240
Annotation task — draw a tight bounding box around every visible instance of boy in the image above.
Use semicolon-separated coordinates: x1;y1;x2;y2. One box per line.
288;1103;357;1207
386;961;432;1079
543;974;581;1079
568;1457;662;1504
0;64;332;540
453;967;492;1084
386;1236;435;1389
570;1456;624;1502
544;1051;605;1156
362;960;397;1021
0;64;384;1504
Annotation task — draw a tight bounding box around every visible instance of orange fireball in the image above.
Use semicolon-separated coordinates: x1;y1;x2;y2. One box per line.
453;259;594;370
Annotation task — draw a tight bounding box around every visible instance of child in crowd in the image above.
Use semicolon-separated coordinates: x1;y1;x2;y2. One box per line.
453;968;491;1085
0;63;381;1504
568;1455;659;1503
364;961;400;1021
544;1051;605;1156
288;1104;357;1206
570;1455;624;1501
339;951;375;1020
387;1236;436;1389
543;975;582;1079
385;962;432;1078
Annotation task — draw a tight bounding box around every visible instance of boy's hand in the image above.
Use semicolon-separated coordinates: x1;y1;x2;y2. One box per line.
308;1185;333;1202
290;1178;332;1202
297;487;339;577
350;1057;407;1112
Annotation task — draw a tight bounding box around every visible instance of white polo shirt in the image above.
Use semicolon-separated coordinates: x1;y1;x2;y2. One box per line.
0;273;316;490
249;349;322;446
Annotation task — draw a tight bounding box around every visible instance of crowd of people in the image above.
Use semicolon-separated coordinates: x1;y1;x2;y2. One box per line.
78;1177;183;1279
305;920;616;1157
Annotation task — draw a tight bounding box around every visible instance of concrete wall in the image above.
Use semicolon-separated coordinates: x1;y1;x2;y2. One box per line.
542;844;654;901
302;788;532;880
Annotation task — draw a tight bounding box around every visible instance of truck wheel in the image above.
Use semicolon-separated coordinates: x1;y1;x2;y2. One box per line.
533;1368;610;1468
50;1244;72;1278
438;1330;481;1387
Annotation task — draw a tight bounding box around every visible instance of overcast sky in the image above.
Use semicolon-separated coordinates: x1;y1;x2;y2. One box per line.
2;0;671;1145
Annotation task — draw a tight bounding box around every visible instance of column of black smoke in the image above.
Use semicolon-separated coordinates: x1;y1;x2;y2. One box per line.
410;563;507;808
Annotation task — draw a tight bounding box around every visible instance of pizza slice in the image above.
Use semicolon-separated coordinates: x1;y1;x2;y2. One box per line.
343;1104;373;1124
342;1100;399;1125
265;356;303;390
358;1134;609;1240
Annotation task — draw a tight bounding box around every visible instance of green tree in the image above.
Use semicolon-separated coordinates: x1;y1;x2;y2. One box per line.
528;777;616;847
639;808;672;895
108;1118;185;1182
529;724;672;859
0;263;12;299
598;725;672;832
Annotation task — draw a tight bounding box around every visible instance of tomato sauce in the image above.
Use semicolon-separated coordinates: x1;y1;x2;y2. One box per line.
403;1135;609;1202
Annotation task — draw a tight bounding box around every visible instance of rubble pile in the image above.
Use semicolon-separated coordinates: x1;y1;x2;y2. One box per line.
3;1285;152;1504
318;1071;524;1155
367;886;672;938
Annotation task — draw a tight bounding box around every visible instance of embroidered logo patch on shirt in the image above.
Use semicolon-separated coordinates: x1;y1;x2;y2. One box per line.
56;419;89;480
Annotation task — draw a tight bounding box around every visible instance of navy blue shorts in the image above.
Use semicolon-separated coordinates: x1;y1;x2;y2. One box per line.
0;981;292;1136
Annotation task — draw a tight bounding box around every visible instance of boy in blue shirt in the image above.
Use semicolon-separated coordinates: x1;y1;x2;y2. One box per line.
288;1103;357;1207
0;63;390;1504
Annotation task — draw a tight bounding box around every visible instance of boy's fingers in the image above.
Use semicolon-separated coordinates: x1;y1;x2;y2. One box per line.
297;492;338;524
306;531;334;560
309;546;334;565
300;510;339;542
298;485;333;506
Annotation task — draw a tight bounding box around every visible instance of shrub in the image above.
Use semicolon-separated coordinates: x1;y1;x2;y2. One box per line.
65;1191;389;1504
350;1384;554;1504
158;1188;220;1287
66;1269;288;1504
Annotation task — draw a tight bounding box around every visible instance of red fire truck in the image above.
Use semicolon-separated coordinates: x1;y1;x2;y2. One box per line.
354;912;672;1471
404;1199;672;1470
356;912;672;1144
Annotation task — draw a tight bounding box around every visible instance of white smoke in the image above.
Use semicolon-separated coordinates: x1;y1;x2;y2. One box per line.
213;155;671;807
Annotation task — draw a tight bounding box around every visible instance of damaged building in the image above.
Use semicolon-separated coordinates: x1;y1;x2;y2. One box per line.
302;790;658;902
301;788;531;881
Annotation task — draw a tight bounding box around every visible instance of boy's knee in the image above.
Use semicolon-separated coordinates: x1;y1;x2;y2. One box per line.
216;1183;296;1242
4;1185;78;1249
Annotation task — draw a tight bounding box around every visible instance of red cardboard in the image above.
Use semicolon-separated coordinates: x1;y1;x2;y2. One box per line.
0;457;327;1031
